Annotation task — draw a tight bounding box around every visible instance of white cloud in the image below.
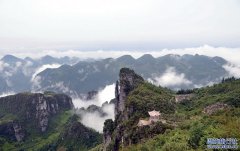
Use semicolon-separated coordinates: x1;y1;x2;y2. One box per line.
79;104;115;132
72;98;97;109
51;82;71;94
15;61;22;68
0;61;20;78
149;67;192;87
31;76;42;90
4;71;13;77
0;0;240;49
0;61;10;72
73;83;115;108
0;60;34;77
97;84;115;105
223;64;240;78
0;91;15;98
22;61;34;76
31;64;61;81
72;83;115;132
31;64;61;91
193;81;216;88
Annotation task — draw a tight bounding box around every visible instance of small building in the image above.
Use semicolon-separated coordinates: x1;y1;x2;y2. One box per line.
137;110;161;127
148;110;161;122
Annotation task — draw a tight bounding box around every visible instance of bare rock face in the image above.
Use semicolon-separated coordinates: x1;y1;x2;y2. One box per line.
0;121;25;142
26;93;73;132
115;68;144;114
33;93;73;132
103;119;114;151
36;96;49;132
0;92;73;141
203;102;228;115
104;68;144;151
12;122;25;142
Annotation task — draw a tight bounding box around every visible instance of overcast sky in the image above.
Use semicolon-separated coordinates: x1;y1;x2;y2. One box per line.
0;0;240;50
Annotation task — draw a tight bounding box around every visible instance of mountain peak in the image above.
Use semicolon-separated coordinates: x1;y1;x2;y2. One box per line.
1;55;22;62
116;55;135;63
42;55;54;59
137;54;155;63
117;68;144;112
138;54;154;60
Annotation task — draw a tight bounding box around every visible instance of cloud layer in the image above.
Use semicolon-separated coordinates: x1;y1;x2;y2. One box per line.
0;0;240;49
0;91;15;98
31;64;61;81
79;104;115;132
223;64;240;78
72;83;115;132
148;67;192;88
72;83;115;108
0;45;240;65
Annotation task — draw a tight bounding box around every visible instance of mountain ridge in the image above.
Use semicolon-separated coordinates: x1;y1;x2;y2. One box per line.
35;54;229;96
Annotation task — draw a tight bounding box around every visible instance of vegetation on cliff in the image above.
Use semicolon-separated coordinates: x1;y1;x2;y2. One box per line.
102;69;240;151
103;68;177;151
0;92;102;151
124;77;240;151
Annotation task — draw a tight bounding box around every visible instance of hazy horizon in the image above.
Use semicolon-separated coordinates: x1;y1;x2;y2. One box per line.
1;0;240;50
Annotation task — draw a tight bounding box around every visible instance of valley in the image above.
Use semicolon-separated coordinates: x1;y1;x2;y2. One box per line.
0;67;239;150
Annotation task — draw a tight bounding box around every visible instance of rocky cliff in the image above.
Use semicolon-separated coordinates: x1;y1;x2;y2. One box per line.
0;121;25;142
103;68;175;151
103;68;144;151
0;92;73;142
115;68;144;115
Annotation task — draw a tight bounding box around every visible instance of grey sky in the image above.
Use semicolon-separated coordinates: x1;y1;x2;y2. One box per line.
0;0;240;50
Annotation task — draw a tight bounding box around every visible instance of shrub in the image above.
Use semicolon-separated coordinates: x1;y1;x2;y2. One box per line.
188;122;204;149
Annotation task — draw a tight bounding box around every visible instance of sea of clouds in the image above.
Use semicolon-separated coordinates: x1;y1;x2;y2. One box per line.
0;45;240;64
1;45;240;80
1;45;240;131
72;83;115;132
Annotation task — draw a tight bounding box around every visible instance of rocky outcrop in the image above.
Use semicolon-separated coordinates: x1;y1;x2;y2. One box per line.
12;121;25;141
0;121;25;142
115;68;144;115
103;68;176;150
34;93;73;132
104;68;144;151
103;119;114;151
0;92;73;141
203;102;228;115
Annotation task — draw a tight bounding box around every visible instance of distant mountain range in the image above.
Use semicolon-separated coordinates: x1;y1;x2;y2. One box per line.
0;55;80;95
0;54;231;96
34;54;229;96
